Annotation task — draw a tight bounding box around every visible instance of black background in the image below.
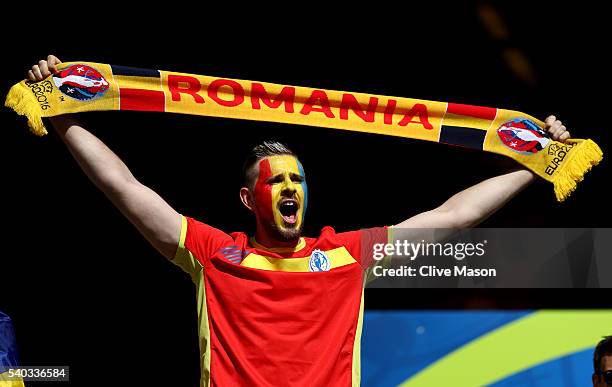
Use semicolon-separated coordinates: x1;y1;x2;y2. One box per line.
1;2;610;386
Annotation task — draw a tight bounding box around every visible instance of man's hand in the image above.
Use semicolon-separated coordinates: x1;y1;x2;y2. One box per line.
544;115;571;143
27;55;62;81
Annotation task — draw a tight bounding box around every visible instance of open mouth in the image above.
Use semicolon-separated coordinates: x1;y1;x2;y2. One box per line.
278;200;299;225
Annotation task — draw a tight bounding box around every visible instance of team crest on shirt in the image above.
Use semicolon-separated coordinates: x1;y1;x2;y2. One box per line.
309;249;330;272
497;118;550;154
52;64;109;101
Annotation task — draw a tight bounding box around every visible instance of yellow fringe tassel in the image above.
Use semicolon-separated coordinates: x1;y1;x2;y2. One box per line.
553;139;603;202
4;83;48;136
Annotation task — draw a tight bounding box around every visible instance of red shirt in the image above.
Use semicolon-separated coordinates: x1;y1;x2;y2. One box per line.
172;216;388;387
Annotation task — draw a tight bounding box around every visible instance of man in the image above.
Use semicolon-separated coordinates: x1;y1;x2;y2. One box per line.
27;55;571;386
593;336;612;386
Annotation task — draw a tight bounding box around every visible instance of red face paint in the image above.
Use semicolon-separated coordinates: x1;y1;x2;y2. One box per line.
253;158;274;224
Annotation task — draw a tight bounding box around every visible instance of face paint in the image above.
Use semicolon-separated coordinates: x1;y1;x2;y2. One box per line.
253;155;307;239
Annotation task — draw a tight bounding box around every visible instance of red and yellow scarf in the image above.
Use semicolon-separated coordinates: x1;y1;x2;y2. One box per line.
5;62;602;201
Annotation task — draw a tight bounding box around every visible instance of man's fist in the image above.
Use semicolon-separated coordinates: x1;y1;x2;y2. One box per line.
27;55;62;82
544;115;571;143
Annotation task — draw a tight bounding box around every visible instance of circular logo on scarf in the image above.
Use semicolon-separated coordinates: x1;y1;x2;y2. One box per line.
309;249;330;272
497;118;550;154
52;64;109;101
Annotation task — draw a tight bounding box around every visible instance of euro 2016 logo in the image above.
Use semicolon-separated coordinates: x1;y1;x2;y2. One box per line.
497;118;550;154
52;64;109;101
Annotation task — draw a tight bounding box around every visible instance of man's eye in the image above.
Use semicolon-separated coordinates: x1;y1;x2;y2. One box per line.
267;176;283;184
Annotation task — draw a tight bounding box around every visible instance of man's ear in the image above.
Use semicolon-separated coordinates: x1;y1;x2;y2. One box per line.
240;187;255;211
592;373;598;386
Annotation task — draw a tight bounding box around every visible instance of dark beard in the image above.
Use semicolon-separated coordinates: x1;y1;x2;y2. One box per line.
269;221;303;242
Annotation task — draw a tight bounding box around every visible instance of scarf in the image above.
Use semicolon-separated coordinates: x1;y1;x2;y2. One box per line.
5;61;602;202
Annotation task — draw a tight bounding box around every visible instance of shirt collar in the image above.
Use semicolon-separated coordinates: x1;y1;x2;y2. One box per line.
249;237;306;253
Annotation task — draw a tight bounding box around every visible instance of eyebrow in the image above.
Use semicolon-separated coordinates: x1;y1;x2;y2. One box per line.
266;172;304;182
266;174;284;183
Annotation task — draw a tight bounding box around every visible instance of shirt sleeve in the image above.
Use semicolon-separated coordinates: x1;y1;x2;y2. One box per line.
172;215;232;279
335;226;391;269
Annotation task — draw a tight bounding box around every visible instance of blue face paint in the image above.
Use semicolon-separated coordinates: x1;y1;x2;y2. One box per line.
297;159;308;224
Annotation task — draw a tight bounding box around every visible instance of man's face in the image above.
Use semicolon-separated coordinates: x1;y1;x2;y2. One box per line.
252;155;308;241
594;356;612;386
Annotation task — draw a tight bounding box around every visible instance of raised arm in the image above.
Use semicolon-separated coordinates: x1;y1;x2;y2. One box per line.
392;116;570;242
30;56;182;259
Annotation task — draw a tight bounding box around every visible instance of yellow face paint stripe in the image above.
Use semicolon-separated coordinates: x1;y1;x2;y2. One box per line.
291;156;306;226
267;155;305;231
241;247;356;272
400;310;612;387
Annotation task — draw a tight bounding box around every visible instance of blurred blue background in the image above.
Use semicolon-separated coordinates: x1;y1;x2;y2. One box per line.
362;311;605;387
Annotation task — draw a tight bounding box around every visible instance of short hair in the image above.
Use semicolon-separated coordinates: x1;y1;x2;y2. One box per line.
594;336;612;374
242;141;296;188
